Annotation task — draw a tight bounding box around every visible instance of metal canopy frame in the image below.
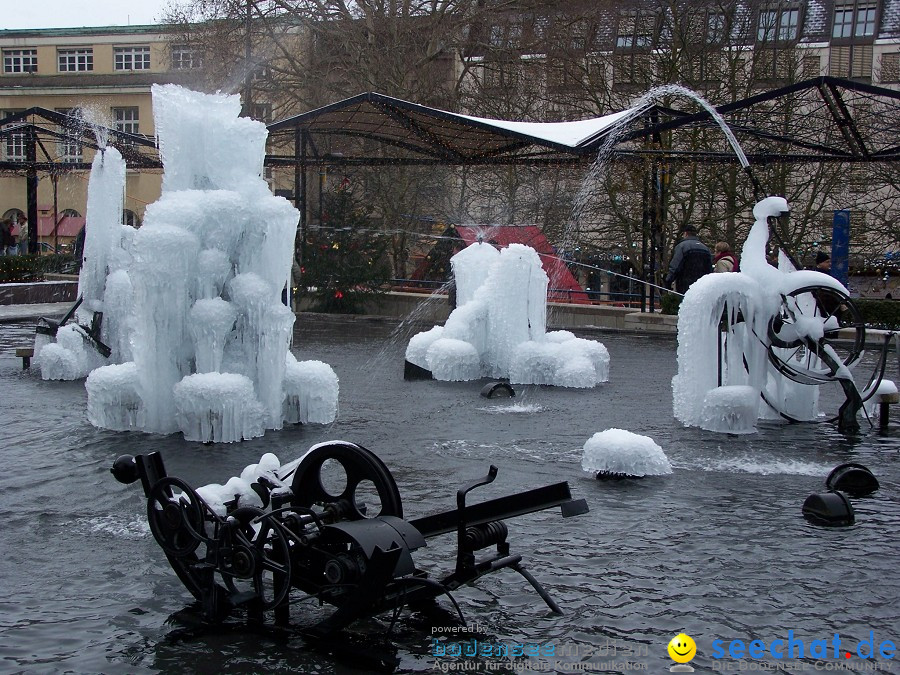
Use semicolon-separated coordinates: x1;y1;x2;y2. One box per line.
0;107;160;253
265;77;900;168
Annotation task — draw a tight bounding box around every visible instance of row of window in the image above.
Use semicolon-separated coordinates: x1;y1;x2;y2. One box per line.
479;49;900;91
2;45;201;74
485;1;883;53
3;107;141;162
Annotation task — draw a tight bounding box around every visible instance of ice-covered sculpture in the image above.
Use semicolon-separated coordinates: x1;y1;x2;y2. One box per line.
672;196;859;433
581;428;673;478
43;85;339;442
406;243;609;387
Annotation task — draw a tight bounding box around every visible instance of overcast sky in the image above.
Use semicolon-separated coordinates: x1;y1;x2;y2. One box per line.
6;1;174;30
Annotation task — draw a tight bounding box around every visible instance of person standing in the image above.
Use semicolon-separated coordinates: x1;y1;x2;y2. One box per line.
665;225;712;294
713;241;739;273
1;218;16;255
0;219;10;255
16;214;28;255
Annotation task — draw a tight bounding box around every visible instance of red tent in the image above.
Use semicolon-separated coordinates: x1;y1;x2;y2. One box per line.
412;224;589;303
11;214;85;239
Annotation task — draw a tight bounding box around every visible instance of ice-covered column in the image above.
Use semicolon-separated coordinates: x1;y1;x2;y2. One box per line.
451;242;500;307
78;147;126;312
482;244;548;377
130;224;200;433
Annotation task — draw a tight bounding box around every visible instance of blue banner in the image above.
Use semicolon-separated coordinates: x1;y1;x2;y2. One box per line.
831;210;850;286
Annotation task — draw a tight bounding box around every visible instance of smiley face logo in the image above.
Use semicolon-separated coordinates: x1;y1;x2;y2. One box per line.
668;633;696;663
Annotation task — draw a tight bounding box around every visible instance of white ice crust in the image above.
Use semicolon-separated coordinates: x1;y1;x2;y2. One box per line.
407;243;609;387
581;428;673;477
38;85;339;442
672;196;854;433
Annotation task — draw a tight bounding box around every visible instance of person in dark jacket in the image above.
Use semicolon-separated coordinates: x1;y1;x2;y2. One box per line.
665;225;712;294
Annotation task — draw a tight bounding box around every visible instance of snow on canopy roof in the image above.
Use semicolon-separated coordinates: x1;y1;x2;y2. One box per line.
457;108;642;149
454;225;589;303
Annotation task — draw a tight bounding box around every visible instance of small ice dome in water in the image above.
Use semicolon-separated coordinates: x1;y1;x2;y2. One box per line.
581;428;673;478
700;385;759;434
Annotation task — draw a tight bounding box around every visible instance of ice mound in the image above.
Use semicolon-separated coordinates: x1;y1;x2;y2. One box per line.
283;356;339;424
86;362;142;431
407;242;609;387
699;385;759;434
197;452;282;517
581;428;673;478
38;324;105;380
37;84;339;442
173;372;265;443
427;338;481;381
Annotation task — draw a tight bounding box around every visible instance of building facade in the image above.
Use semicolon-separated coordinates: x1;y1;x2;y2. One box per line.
0;25;205;245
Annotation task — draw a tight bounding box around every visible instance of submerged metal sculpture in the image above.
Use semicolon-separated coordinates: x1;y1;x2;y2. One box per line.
111;441;587;636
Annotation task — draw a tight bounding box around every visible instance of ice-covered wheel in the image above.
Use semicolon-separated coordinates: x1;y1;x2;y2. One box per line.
147;477;208;557
218;507;292;611
290;441;403;519
767;284;865;384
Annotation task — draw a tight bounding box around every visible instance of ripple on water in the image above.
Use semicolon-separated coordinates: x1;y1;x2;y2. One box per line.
1;321;898;674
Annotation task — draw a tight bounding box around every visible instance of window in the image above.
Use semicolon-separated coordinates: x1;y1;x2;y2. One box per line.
122;210;140;227
614;53;653;86
3;49;38;73
833;2;877;40
757;6;800;42
803;54;822;78
114;46;150;70
113;107;139;135
707;13;728;43
171;45;201;70
830;44;873;79
61;209;81;218
546;58;580;93
3;110;26;162
617;11;657;49
58;48;93;72
881;52;900;83
56;108;83;163
683;53;723;83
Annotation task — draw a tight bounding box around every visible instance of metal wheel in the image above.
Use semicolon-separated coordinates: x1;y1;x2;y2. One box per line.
147;477;208;557
218;507;292;611
767;284;865;384
290;441;403;520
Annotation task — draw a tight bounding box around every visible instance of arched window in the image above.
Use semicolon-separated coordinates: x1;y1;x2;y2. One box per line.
2;208;24;222
61;208;81;218
122;209;140;227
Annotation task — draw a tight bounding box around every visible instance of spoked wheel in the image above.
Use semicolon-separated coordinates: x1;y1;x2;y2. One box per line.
218;507;292;611
767;284;865;384
290;441;403;520
147;477;209;557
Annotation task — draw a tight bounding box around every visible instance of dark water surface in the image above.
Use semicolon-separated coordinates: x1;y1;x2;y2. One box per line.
1;316;898;674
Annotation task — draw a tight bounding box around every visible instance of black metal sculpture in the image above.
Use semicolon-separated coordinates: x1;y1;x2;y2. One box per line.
111;441;588;636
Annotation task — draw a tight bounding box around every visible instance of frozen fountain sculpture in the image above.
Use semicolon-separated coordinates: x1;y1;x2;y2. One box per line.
672;196;875;435
405;242;609;387
38;85;338;442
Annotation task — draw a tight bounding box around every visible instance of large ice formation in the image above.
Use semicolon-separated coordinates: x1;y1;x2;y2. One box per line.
581;428;673;477
42;85;338;442
672;196;853;433
406;242;609;387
